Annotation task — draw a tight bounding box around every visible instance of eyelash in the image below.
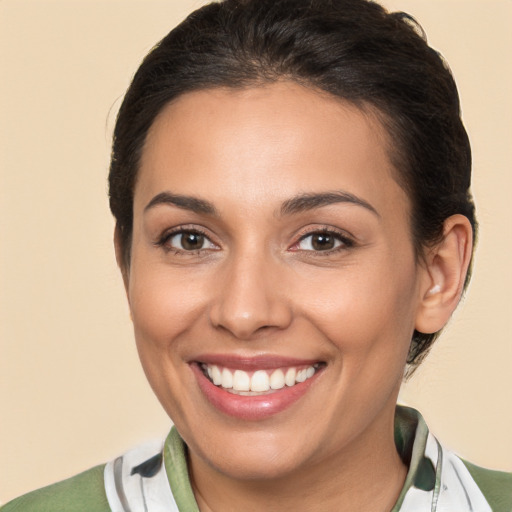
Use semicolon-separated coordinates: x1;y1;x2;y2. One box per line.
155;225;354;256
291;227;355;255
155;226;217;255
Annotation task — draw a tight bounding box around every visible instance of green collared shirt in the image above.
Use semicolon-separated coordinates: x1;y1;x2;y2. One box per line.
3;406;511;511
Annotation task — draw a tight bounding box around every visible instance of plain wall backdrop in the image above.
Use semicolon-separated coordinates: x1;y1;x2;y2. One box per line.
1;0;511;503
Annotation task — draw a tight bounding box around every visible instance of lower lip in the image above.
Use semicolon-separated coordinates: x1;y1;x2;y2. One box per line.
191;364;321;421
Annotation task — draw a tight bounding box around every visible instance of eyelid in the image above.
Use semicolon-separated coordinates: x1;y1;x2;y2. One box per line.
289;226;355;252
155;225;220;253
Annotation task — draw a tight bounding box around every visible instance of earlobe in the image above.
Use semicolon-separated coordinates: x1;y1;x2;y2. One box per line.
427;284;441;296
415;214;473;334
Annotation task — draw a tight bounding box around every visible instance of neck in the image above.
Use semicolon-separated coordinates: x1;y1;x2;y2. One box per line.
189;411;407;512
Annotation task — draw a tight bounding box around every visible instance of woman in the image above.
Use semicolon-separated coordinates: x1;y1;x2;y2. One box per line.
2;0;511;510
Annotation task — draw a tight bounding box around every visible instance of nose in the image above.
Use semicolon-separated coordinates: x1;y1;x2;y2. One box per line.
209;252;293;340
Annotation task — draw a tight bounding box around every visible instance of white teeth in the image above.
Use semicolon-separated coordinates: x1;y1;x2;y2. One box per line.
211;365;222;385
221;367;233;389
269;369;285;390
295;369;307;382
285;367;297;386
251;370;270;392
205;364;319;392
233;370;250;391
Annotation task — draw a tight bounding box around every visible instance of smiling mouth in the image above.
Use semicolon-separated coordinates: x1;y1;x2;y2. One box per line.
199;363;325;396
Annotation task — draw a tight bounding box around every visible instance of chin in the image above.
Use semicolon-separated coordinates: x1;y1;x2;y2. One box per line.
200;444;309;482
183;421;318;482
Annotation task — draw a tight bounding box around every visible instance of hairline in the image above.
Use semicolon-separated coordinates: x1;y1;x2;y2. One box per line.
120;81;420;268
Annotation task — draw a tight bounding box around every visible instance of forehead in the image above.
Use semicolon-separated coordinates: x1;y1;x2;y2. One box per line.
136;82;409;219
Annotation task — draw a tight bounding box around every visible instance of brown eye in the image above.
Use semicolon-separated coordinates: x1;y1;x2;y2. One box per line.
295;230;351;252
311;233;336;251
181;232;205;250
164;230;217;252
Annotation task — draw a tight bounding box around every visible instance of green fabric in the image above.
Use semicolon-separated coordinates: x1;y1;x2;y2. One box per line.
0;465;109;512
389;406;512;511
391;406;431;511
3;407;511;511
164;427;200;511
462;459;512;512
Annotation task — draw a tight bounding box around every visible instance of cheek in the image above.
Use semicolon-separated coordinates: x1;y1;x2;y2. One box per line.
126;258;213;418
127;259;209;353
299;257;419;359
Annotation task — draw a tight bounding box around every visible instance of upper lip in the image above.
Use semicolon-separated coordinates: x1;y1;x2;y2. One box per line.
192;353;323;370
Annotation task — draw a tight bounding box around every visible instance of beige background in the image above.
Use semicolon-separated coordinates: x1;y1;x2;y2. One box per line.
0;0;510;503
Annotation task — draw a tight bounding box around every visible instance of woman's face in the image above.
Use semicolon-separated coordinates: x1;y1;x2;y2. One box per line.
125;83;430;480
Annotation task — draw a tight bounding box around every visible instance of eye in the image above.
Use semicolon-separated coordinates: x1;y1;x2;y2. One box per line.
159;229;218;252
294;230;353;252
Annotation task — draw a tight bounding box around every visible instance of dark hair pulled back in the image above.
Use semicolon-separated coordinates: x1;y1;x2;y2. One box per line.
109;0;476;372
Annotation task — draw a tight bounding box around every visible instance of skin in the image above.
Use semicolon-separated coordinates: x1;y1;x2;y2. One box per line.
117;82;472;511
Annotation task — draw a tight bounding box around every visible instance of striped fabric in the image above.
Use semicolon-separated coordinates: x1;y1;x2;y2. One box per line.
2;406;510;511
102;407;508;511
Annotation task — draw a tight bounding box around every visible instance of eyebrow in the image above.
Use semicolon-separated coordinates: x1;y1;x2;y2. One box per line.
144;189;379;218
144;192;218;216
280;191;379;217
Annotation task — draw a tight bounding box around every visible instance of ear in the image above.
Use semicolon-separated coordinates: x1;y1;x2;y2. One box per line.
415;214;473;334
114;224;130;294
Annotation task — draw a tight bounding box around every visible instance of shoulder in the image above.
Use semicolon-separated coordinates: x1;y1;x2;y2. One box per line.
461;459;512;512
394;406;512;512
1;464;110;512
